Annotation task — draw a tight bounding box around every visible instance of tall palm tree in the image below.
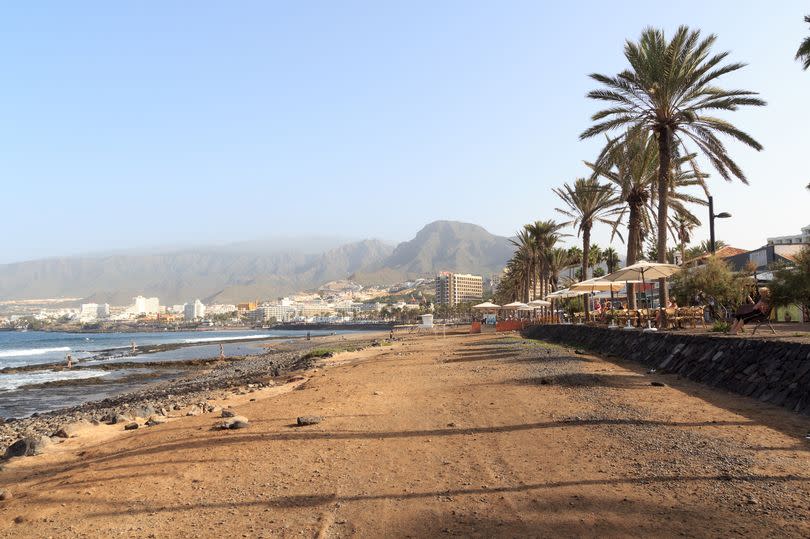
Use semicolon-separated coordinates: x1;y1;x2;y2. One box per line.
525;219;567;300
588;244;604;273
603;247;620;274
554;177;618;317
797;16;810;70
509;229;537;303
582;26;765;306
547;248;573;291
588;126;707;305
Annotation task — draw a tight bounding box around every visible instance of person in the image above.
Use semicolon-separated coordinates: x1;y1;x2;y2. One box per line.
66;353;73;369
729;288;770;335
655;298;678;327
219;343;225;360
306;331;311;341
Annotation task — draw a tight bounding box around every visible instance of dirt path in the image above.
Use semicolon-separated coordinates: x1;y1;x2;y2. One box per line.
1;332;809;538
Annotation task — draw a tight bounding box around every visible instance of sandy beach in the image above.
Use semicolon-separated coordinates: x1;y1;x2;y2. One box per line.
1;330;809;537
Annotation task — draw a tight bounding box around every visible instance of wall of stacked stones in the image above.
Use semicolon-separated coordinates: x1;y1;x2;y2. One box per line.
522;325;810;415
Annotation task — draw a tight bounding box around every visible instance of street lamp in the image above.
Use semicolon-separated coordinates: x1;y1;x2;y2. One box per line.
708;195;732;254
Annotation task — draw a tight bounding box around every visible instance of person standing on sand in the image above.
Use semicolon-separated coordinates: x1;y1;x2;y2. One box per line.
131;340;136;354
219;343;225;360
66;354;72;369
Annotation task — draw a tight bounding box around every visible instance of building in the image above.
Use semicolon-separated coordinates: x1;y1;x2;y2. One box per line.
184;299;206;321
237;302;258;314
249;303;297;323
79;303;110;322
767;224;810;246
435;272;483;306
725;243;806;272
132;296;160;316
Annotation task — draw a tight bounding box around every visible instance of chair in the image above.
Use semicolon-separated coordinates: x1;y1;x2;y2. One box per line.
750;306;776;335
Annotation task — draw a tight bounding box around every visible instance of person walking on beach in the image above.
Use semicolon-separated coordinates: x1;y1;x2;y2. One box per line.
131;340;136;354
219;343;225;360
66;354;73;369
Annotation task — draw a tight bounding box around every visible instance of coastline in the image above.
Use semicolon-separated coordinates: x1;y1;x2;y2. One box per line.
0;331;387;449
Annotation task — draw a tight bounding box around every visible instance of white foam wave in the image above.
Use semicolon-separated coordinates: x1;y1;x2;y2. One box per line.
181;334;270;344
0;369;108;391
0;346;71;358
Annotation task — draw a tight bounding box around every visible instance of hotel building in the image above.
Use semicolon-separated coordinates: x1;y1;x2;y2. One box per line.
435;272;483;306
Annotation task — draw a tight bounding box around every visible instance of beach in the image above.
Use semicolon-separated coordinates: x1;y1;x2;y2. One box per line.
1;330;809;537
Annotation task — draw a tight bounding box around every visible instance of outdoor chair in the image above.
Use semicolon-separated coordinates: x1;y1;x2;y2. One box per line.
750;306;776;335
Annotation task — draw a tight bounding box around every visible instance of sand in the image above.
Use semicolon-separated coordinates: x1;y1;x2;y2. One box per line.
1;330;809;537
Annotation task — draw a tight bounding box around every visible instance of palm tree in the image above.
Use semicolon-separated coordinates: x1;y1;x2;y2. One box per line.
525;219;567;300
554;177;618;317
582;26;765;306
509;229;537;302
603;247;620;274
797;16;810;70
547;248;573;291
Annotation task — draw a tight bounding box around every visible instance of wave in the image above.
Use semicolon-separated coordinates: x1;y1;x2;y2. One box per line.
0;346;71;358
181;334;271;344
0;369;108;392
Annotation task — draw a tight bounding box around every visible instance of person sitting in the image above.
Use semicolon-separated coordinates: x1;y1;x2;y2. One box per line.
655;298;678;328
729;288;770;335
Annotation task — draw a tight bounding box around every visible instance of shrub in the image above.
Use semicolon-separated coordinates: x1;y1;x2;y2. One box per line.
670;256;748;307
711;320;730;333
769;246;810;320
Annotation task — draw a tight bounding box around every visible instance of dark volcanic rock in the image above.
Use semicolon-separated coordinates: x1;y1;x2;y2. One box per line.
124;423;139;431
4;436;50;459
297;416;323;426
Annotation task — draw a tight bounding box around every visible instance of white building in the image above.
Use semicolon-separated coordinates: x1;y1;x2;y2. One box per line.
184;299;206;321
132;296;160;316
767;224;810;246
79;303;110;322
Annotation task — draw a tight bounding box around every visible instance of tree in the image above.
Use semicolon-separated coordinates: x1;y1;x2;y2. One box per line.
525;219;566;300
588;127;706;271
797;15;810;70
582;26;765;307
603;247;621;274
769;246;810;321
593;267;606;278
670;255;747;309
547;248;573;291
509;228;537;302
684;239;727;261
588;244;604;272
554;177;618;317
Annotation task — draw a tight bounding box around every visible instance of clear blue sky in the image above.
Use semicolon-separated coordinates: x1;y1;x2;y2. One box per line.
2;1;808;263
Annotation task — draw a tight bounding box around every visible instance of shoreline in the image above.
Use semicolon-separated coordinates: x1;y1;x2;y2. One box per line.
0;331;388;449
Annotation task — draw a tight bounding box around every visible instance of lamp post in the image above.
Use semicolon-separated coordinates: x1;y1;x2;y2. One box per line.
708;196;732;254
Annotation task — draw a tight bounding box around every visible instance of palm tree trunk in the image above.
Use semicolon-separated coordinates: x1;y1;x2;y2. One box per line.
582;225;590;320
657;126;672;317
626;203;641;309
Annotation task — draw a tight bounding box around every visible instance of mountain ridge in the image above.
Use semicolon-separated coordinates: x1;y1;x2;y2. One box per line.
0;221;513;304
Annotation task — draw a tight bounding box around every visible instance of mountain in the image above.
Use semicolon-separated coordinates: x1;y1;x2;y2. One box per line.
0;221;513;305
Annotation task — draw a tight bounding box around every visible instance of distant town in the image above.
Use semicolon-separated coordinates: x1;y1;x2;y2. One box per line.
0;273;494;331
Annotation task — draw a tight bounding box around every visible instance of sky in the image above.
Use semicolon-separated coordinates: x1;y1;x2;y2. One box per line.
2;1;808;263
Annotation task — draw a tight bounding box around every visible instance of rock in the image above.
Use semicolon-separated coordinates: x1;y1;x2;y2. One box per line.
52;420;88;439
4;436;51;459
145;416;167;427
650;381;667;387
218;416;249;430
124;423;139;431
13;515;24;524
0;490;12;501
186;406;202;417
574;350;585;355
297;416;323;426
221;409;236;418
130;405;155;419
539;378;551;385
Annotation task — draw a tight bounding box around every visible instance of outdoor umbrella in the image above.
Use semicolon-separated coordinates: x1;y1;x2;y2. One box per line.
604;260;681;310
472;301;501;310
527;299;552;307
545;288;581;299
569;277;627;293
603;260;681;282
501;301;531;310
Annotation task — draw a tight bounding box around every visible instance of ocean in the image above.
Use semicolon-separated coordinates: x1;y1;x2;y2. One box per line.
0;328;347;418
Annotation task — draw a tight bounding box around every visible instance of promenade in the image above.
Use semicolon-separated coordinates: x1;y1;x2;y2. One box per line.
1;331;809;537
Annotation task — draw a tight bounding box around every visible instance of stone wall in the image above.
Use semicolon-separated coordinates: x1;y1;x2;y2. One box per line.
522;325;810;415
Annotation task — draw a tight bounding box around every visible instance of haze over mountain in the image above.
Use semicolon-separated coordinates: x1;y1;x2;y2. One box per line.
0;221;513;305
